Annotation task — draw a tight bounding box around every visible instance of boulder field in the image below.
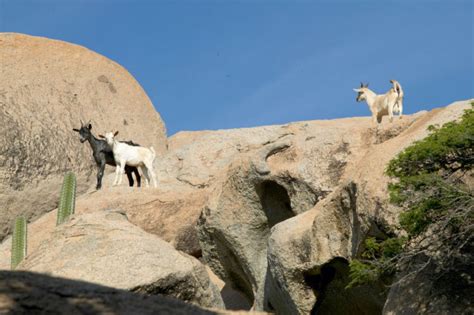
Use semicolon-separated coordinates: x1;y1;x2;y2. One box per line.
1;33;471;314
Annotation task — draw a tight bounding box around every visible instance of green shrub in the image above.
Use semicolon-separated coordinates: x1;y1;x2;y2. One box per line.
348;103;474;288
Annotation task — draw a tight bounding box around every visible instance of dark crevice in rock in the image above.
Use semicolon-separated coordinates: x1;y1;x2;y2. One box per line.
221;283;252;311
213;234;255;306
266;301;275;312
256;180;295;229
303;257;385;315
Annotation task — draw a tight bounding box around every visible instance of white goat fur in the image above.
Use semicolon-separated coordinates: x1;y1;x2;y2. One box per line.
104;132;157;188
354;80;404;123
390;79;404;118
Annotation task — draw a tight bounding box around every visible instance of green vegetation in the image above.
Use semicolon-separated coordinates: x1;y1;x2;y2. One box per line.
57;172;77;225
10;172;77;269
11;217;27;270
348;104;474;288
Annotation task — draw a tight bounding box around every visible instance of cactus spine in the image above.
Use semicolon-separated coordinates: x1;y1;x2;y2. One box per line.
11;216;27;270
57;172;77;225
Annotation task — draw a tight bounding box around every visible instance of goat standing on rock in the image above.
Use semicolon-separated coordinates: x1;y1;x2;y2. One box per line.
354;80;404;123
73;121;141;189
101;131;158;188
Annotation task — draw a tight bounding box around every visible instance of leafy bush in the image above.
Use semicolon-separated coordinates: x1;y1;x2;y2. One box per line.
348;104;474;288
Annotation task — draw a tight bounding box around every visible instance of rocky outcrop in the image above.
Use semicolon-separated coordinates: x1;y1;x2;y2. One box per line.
132;100;470;313
0;271;215;315
0;43;470;315
0;33;167;241
11;210;223;309
67;187;208;257
0;186;207;264
194;111;425;310
265;101;472;314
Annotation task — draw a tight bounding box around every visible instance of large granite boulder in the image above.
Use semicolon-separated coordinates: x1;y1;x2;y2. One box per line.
0;33;167;241
6;210;223;309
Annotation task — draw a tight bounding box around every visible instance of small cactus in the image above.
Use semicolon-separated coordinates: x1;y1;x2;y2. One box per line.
11;216;27;270
57;172;77;225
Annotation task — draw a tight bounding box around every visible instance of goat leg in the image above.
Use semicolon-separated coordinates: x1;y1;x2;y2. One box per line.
113;165;120;186
117;162;125;186
96;161;106;190
125;166;134;187
134;167;141;187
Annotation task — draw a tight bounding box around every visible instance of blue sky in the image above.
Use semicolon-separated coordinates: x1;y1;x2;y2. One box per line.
0;0;472;135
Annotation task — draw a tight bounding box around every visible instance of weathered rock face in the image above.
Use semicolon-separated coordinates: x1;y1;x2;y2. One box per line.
0;33;167;241
0;271;216;315
0;46;470;315
65;187;208;257
12;210;223;309
265;101;472;314
194;112;425;310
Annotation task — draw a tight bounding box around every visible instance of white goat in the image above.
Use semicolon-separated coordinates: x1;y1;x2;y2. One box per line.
390;79;404;118
101;131;157;188
353;81;403;123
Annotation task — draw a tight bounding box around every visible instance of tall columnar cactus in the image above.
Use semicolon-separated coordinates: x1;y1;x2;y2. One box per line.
11;216;27;270
57;172;77;225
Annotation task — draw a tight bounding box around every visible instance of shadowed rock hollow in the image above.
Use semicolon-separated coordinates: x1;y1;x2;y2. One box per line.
0;271;216;315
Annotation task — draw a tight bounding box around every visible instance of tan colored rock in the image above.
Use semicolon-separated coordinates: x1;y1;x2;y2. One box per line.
0;187;206;268
72;186;208;257
196;109;429;310
12;210;223;309
0;33;167;241
266;100;472;314
1;53;470;315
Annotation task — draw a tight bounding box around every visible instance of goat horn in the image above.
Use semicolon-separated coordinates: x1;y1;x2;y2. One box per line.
80;119;84;126
360;82;364;88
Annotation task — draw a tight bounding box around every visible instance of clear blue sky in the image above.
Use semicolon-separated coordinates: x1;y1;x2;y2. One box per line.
0;0;472;135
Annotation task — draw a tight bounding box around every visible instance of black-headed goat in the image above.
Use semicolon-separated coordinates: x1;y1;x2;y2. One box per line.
73;122;141;189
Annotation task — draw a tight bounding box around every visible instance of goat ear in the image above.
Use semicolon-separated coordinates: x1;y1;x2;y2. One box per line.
72;128;80;132
88;124;92;130
353;88;361;92
98;134;105;139
114;131;119;137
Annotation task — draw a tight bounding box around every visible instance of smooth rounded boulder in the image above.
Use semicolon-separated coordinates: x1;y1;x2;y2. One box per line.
0;33;167;241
